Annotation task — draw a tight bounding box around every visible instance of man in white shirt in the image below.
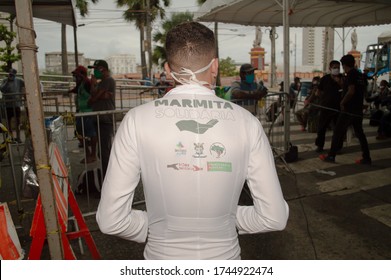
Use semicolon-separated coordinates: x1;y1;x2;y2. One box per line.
96;22;289;260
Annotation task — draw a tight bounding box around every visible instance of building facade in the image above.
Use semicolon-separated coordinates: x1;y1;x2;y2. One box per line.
45;52;89;74
105;54;137;75
302;27;334;72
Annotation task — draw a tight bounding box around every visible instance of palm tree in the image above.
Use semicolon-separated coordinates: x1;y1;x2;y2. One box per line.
152;11;194;69
61;0;99;74
117;0;170;79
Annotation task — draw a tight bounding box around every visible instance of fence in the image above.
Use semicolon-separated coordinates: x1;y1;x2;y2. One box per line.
1;82;294;214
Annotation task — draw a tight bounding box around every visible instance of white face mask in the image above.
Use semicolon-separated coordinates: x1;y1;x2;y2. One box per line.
170;58;215;88
331;68;340;76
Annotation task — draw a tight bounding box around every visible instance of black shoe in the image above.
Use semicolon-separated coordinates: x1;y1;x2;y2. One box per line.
355;158;372;165
319;154;335;163
315;146;324;153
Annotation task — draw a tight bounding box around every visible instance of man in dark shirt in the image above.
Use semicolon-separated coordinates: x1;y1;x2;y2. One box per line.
88;60;116;178
315;60;343;152
320;54;371;164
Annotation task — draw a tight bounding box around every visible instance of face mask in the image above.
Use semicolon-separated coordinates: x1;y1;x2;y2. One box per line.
161;76;166;82
331;68;340;76
245;73;255;84
170;58;215;88
380;86;385;89
94;69;103;79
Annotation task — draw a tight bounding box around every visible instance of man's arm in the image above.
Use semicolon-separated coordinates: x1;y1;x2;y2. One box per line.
96;112;148;242
231;83;266;100
340;84;355;111
236;120;289;234
89;76;113;104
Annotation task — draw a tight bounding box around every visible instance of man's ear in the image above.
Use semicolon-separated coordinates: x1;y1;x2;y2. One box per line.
164;62;171;76
211;58;219;77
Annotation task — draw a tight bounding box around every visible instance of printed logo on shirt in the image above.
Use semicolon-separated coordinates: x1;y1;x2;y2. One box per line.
176;119;218;134
154;99;236;122
175;142;186;156
210;142;226;159
207;162;232;172
193;143;207;158
167;163;203;171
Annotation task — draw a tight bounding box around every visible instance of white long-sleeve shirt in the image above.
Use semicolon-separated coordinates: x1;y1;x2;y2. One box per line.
96;84;289;260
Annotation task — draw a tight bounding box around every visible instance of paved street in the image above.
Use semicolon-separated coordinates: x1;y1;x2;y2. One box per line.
1;115;390;260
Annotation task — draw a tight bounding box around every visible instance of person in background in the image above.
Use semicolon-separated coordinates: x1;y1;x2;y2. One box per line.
88;60;116;178
230;63;268;115
289;77;301;109
320;54;371;165
0;69;25;142
70;65;97;164
295;76;321;132
155;72;173;97
314;60;343;153
96;22;288;260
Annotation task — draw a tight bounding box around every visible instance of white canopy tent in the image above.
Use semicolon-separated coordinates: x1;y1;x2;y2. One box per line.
196;0;391;151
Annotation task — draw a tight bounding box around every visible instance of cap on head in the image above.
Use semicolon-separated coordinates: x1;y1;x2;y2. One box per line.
240;63;257;73
9;69;17;76
88;60;109;70
72;65;87;77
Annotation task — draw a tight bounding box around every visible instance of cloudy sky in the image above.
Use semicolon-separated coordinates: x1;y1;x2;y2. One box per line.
32;0;391;72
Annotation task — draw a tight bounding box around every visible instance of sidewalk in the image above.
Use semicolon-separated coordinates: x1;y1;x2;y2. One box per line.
1;118;390;260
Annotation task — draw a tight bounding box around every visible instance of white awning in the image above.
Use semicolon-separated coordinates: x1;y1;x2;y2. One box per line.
0;0;77;27
196;0;391;27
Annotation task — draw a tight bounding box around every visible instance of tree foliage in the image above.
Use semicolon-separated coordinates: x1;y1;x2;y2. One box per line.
0;15;20;72
117;0;171;78
219;57;237;77
152;11;194;68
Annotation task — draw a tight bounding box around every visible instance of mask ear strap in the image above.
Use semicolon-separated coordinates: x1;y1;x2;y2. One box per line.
170;59;215;88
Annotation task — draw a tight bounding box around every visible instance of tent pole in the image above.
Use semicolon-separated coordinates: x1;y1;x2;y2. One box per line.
283;0;290;152
15;0;64;259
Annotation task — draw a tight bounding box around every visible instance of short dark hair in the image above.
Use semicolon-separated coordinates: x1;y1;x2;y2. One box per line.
165;22;216;72
329;60;340;67
340;54;355;68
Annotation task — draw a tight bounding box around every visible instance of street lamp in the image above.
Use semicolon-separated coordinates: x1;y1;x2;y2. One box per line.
335;27;354;55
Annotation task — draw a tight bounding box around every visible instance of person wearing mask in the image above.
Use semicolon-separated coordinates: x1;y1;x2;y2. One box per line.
88;60;116;178
0;69;25;142
96;22;289;260
295;76;321;132
314;60;343;153
230;63;268;115
70;66;97;163
289;77;301;109
155;72;173;97
320;54;371;164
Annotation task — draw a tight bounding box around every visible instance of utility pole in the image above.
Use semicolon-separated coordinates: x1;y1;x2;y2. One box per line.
145;0;152;81
269;27;277;88
61;23;68;75
15;0;64;259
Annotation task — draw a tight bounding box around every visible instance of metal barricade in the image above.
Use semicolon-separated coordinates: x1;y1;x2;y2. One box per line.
232;91;290;158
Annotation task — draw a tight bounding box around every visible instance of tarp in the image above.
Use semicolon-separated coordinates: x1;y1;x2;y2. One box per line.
378;30;391;44
196;0;391;28
196;0;391;152
0;0;76;27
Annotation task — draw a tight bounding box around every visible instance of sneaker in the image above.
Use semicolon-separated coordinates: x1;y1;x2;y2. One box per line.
355;158;372;165
376;134;387;140
319;154;335;163
315;146;324;153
